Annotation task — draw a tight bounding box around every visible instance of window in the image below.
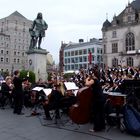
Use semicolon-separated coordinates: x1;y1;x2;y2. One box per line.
1;57;4;62
128;16;131;22
91;48;94;53
75;57;78;63
6;58;9;63
112;31;117;38
68;52;70;56
71;51;74;56
79;57;82;62
83;63;87;69
83;49;87;54
112;58;118;67
22;52;24;56
17;59;20;63
97;49;100;54
65;59;67;64
71;65;74;70
75;50;78;55
112;43;118;53
104;45;106;54
71;58;75;63
75;64;78;70
67;58;70;63
65;52;67;57
67;65;70;70
1;50;4;54
14;58;16;63
92;55;95;61
79;50;82;55
127;57;133;67
65;65;67;71
126;32;135;51
15;26;17;31
79;64;83;69
97;55;100;62
1;28;3;32
83;56;87;62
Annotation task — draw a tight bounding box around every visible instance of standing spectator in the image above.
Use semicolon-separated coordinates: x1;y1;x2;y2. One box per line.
13;70;24;115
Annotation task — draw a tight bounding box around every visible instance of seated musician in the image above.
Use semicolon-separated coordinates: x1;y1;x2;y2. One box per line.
60;89;77;114
1;76;14;108
43;83;77;120
42;84;63;120
34;78;47;88
22;78;32;107
86;73;106;132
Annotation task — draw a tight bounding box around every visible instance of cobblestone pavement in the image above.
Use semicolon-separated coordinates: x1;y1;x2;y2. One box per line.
0;107;139;140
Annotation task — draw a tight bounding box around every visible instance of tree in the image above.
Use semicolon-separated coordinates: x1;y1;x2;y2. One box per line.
20;70;35;84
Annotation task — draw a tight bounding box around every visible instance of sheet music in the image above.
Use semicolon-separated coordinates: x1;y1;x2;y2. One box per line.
32;87;44;91
42;88;52;96
64;82;79;90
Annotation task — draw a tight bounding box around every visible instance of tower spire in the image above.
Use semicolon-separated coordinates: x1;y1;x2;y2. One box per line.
106;13;108;20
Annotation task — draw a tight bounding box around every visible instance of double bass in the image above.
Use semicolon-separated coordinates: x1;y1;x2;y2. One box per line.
69;86;93;124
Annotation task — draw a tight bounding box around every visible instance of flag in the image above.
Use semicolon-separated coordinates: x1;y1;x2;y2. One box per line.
88;51;92;64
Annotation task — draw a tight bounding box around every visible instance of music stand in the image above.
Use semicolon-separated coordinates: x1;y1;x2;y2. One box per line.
121;79;140;95
64;82;79;96
121;79;140;110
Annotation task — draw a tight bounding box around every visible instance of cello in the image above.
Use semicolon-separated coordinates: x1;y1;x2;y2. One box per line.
69;85;93;124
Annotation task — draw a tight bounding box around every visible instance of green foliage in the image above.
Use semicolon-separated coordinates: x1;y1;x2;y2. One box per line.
0;70;10;79
47;72;52;81
20;70;35;83
63;73;74;80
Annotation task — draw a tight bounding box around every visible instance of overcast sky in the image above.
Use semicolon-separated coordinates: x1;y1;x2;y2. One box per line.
0;0;131;64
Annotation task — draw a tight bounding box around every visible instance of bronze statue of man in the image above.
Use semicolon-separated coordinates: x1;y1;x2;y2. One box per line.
29;12;48;49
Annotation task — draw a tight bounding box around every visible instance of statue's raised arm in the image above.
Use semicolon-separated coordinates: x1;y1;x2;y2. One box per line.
29;12;48;49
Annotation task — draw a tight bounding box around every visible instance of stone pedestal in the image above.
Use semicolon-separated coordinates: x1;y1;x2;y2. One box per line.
27;49;49;82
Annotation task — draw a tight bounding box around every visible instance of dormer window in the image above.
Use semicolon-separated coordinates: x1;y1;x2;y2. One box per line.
112;31;117;38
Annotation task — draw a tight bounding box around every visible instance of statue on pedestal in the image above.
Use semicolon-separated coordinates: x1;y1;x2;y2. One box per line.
29;12;48;49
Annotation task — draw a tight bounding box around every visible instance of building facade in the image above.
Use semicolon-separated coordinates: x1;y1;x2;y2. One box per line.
102;0;140;68
61;38;103;73
0;11;32;74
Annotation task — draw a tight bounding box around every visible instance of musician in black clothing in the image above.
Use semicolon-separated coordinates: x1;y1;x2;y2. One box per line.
1;76;13;108
87;73;106;132
13;70;24;115
43;84;63;120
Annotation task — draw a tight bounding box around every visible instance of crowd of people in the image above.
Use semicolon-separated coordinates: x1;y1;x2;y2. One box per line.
0;65;140;132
